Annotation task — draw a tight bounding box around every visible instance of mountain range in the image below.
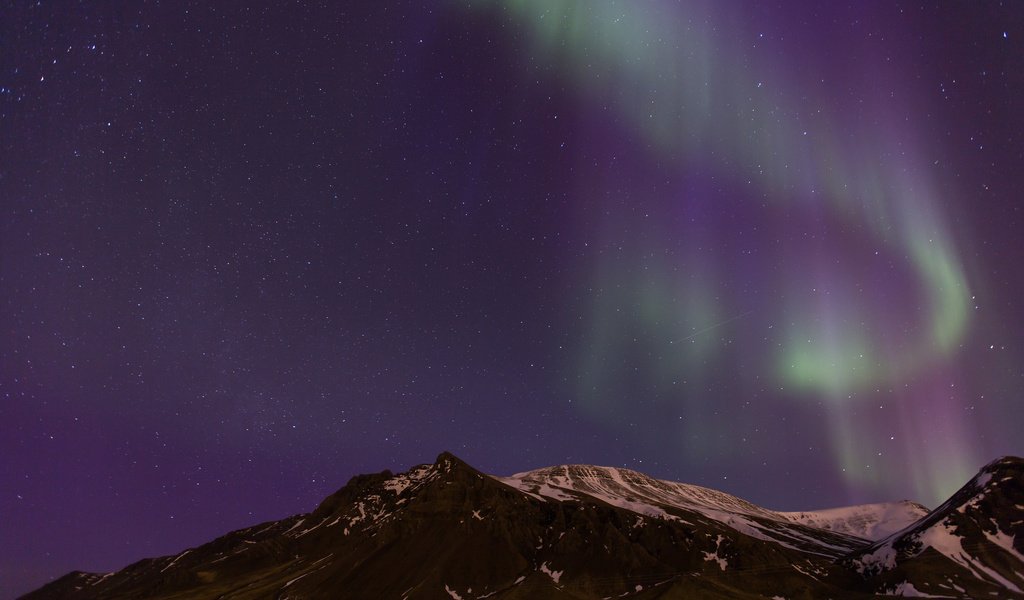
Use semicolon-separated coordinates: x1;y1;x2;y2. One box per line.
21;453;1024;599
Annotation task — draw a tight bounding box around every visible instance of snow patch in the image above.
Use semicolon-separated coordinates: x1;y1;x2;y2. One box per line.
283;572;312;588
87;573;114;586
445;584;464;599
917;523;1023;593
293;520;325;538
250;523;278;536
539;562;563;584
983;528;1022;560
159;549;191;573
702;535;728;570
384;478;413;496
383;465;436;497
282;518;306;536
792;563;823;581
854;543;898;573
889;581;954;597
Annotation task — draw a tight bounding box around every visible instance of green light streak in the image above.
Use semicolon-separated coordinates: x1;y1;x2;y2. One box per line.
461;0;971;397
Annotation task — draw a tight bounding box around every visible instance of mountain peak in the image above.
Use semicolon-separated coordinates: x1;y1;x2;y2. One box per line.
434;450;469;469
982;455;1024;474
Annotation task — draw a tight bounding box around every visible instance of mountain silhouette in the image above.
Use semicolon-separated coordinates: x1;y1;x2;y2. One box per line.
21;453;1024;599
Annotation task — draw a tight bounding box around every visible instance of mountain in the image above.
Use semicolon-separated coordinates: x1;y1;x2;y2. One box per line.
849;456;1024;598
780;501;929;541
498;465;929;545
497;464;874;557
20;453;1024;600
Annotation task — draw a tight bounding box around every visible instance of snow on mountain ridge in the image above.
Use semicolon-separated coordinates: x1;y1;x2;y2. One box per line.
781;500;930;541
496;464;779;520
496;464;925;539
492;464;905;557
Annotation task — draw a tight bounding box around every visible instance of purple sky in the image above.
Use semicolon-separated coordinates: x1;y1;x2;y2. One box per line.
2;2;1023;597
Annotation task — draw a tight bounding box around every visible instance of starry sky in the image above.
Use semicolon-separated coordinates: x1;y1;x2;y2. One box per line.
2;1;1023;596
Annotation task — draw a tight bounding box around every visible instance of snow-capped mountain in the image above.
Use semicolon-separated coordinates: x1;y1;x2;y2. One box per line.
850;456;1024;598
781;500;930;541
498;465;932;545
497;464;876;557
21;453;1024;599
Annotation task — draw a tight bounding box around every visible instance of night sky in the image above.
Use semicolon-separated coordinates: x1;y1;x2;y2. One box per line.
3;1;1023;596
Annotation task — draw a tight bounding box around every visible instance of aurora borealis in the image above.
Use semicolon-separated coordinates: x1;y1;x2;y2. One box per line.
2;1;1022;596
471;0;981;500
